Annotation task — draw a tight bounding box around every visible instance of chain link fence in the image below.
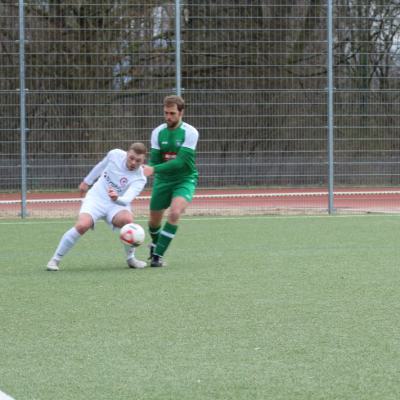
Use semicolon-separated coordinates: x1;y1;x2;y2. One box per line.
1;1;400;217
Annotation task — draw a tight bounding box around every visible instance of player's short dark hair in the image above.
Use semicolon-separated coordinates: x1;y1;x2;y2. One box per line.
164;95;185;112
128;142;147;155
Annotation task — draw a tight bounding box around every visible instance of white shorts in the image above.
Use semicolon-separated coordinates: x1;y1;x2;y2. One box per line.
79;191;131;226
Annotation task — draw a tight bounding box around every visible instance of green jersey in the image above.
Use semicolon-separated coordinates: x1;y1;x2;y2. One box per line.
149;121;199;181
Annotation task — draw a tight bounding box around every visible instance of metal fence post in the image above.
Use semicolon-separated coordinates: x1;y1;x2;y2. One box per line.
175;0;181;96
19;0;28;218
327;0;335;214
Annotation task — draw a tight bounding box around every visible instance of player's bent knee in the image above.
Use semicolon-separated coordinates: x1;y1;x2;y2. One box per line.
75;224;90;235
112;211;133;228
113;219;132;229
168;209;183;224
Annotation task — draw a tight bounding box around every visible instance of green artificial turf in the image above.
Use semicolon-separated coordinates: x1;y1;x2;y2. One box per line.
1;215;400;400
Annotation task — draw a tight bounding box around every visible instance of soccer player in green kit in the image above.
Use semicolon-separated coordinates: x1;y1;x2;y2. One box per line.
143;95;199;267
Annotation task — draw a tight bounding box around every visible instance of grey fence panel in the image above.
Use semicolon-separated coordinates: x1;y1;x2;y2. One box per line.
334;2;400;187
183;2;328;190
0;3;20;192
3;1;178;192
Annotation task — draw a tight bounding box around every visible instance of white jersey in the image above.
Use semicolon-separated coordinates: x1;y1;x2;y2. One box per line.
83;149;146;207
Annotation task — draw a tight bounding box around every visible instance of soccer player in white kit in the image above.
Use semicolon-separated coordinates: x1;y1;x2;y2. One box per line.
46;142;148;271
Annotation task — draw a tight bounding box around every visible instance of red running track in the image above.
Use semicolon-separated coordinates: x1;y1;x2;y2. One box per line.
1;187;400;217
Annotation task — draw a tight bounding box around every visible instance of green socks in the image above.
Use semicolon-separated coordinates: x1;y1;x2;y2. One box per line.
149;224;161;244
154;222;178;257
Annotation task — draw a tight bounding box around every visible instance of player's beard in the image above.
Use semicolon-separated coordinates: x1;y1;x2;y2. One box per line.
167;119;180;129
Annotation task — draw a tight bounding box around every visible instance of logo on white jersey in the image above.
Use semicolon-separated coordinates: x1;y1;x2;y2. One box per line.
120;177;128;187
103;171;121;192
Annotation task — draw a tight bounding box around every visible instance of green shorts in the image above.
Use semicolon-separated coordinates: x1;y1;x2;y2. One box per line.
150;177;198;211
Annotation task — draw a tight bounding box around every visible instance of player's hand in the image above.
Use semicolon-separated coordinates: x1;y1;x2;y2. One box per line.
79;181;89;197
142;165;154;177
108;187;118;201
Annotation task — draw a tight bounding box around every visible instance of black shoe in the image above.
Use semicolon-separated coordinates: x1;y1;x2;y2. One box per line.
151;254;167;268
148;243;156;260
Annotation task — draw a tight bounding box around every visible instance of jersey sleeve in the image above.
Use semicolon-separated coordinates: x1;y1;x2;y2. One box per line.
114;174;147;206
182;125;199;150
153;147;196;174
149;148;162;166
148;125;163;166
150;127;161;150
83;151;111;185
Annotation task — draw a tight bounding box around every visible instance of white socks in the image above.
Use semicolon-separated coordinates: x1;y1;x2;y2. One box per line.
52;227;81;261
123;243;136;260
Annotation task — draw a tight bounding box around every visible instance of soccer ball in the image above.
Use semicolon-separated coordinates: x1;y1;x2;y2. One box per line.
120;223;145;247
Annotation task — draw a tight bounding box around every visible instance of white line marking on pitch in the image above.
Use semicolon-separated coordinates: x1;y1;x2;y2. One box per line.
0;390;15;400
1;213;400;226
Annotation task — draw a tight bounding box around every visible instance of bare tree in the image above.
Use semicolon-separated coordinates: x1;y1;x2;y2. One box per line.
336;0;400;90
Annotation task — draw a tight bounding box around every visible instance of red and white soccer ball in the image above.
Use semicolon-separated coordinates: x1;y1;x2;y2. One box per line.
120;223;145;247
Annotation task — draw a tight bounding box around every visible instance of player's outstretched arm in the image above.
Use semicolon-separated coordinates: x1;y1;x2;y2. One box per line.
82;152;111;186
79;181;90;196
142;165;154;177
151;147;195;174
